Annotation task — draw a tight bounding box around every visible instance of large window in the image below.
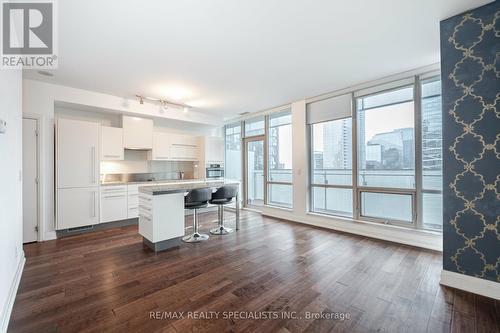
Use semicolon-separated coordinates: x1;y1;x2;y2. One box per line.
356;85;416;227
308;74;443;231
311;118;353;216
267;111;292;208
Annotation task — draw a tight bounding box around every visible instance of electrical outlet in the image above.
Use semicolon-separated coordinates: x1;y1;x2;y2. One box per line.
0;118;6;134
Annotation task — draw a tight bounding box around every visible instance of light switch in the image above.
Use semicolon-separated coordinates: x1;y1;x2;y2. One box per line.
0;118;6;134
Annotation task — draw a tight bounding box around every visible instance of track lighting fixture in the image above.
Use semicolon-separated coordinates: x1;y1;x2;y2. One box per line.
136;95;190;114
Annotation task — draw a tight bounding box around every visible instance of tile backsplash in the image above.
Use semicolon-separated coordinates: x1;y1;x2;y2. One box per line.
101;150;199;179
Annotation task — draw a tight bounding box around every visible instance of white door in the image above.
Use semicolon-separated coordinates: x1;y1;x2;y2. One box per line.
23;118;38;243
57;118;99;188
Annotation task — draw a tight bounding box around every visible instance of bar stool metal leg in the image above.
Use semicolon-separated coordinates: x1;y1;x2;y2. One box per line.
182;208;209;242
210;205;233;235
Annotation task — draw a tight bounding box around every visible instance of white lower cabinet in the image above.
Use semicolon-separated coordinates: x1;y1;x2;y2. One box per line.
100;185;128;223
57;187;99;229
127;184;139;218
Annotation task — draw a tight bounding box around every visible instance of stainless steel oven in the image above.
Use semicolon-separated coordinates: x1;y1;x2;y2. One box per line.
206;163;224;179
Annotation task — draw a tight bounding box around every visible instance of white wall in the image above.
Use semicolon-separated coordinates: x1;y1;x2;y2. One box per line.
0;70;24;332
23;79;224;240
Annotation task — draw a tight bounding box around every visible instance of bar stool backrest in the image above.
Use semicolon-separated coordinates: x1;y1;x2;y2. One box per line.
210;185;238;204
185;187;212;208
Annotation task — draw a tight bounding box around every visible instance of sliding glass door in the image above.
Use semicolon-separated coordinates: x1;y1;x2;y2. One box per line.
245;137;265;207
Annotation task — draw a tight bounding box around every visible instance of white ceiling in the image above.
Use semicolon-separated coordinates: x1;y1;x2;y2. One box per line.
24;0;490;120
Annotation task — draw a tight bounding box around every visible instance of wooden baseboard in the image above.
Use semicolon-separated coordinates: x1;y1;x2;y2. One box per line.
440;270;500;300
1;253;25;333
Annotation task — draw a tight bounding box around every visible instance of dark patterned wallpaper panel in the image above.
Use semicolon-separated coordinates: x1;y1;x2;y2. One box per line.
440;1;499;283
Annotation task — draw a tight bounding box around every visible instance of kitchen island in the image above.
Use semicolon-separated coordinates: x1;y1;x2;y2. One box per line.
138;180;240;252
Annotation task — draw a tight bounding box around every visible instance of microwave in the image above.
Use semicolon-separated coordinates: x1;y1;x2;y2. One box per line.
206;164;224;178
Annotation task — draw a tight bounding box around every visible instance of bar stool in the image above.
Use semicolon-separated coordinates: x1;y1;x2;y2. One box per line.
209;185;238;235
182;187;212;243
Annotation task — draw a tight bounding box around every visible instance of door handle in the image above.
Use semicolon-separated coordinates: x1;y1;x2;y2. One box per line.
91;146;96;184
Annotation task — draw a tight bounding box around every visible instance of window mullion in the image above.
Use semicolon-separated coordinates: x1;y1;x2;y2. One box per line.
414;75;423;230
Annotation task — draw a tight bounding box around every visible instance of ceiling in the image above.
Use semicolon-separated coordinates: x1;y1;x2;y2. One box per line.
24;0;491;120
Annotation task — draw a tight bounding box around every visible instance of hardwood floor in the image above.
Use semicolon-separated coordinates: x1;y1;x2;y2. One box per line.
9;211;500;333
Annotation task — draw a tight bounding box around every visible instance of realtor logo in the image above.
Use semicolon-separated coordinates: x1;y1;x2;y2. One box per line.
1;0;57;68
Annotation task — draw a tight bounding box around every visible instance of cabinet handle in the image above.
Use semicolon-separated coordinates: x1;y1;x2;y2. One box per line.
103;194;127;199
155;156;169;160
104;154;121;158
92;191;96;218
172;143;197;147
139;205;151;210
91;146;96;184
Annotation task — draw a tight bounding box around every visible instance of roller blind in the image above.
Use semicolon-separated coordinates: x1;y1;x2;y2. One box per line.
306;93;352;124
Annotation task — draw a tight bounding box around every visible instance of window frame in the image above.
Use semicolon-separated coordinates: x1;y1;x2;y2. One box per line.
234;109;293;210
309;117;354;218
354;82;418;228
266;110;293;208
307;71;442;232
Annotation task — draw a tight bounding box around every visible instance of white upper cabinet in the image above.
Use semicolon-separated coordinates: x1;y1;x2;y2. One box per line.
204;136;224;163
150;132;171;160
149;132;200;161
56;118;99;188
101;126;124;160
122;116;153;149
169;134;199;160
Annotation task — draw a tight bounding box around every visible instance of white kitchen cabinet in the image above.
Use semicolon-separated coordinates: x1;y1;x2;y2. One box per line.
100;185;128;223
149;132;171;160
169;134;199;160
57;187;99;229
127;184;139;218
123;116;153;149
204;136;224;163
101;126;124;160
56;118;100;188
170;144;199;160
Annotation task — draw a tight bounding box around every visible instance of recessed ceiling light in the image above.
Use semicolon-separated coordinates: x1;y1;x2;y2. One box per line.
37;70;54;77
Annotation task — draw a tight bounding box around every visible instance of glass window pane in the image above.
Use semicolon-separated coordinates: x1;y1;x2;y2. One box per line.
268;184;292;208
357;87;415;189
246;140;264;206
268;111;292;183
360;192;413;223
245;116;265;137
421;78;443;191
225;123;242;181
311;118;352;186
312;187;353;217
360;86;413;110
423;192;442;231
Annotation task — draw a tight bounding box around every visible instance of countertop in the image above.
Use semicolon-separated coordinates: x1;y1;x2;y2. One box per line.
100;178;223;186
139;180;240;196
